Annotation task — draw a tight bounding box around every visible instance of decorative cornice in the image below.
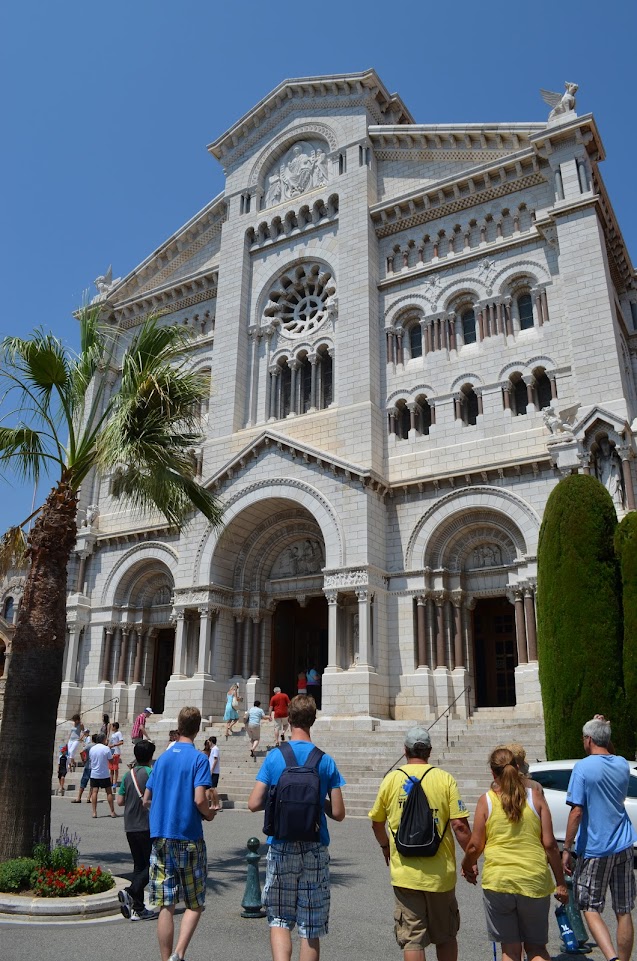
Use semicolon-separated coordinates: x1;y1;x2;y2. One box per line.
370;151;545;239
109;267;219;330
369;123;544;158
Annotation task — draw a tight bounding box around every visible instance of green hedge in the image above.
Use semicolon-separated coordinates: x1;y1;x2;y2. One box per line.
537;474;630;758
0;858;36;893
615;513;637;744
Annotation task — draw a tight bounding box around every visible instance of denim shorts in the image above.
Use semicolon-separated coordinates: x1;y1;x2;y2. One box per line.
262;841;330;939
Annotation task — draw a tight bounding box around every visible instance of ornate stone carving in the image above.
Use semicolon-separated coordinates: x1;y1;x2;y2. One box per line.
265;263;336;337
270;538;325;578
264;141;329;208
323;569;368;589
542;404;576;436
469;544;503;569
594;438;625;510
541;82;578;123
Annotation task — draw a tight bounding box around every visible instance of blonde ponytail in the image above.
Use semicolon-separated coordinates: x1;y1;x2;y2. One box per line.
489;747;526;822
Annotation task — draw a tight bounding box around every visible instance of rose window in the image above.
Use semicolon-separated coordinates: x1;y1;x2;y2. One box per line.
265;264;336;337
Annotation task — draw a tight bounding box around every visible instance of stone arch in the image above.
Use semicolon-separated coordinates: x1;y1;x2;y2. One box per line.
493;261;550;296
426;509;525;571
450;372;484;392
194;479;345;583
248;123;338;188
406;486;541;570
437;277;487;310
101;543;179;608
384;294;434;327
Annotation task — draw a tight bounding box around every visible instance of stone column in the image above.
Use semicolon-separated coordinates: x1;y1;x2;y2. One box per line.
618;448;636;511
267;366;279;421
289;359;300;415
325;590;340;671
408;403;418;434
355;588;371;668
242;617;252;677
503;297;512;336
524;376;536;411
172;613;187;677
448;312;457;351
117;627;130;684
454;395;463;423
541;289;549;323
426;596;436;667
416;596;428;668
524;588;538;661
476;389;484;416
386;330;395;364
548;371;558;400
434;594;446;668
424;321;432;355
64;624;81;683
231;615;243;677
477;307;485;341
513;591;528;664
132;627;146;684
196;606;212;675
502;383;511;411
250;617;261;677
308;354;318;411
395;329;404;365
388;408;399;435
452;597;464;669
101;626;114;683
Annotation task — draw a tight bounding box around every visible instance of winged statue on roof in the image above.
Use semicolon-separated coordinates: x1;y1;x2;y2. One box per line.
540;83;578;122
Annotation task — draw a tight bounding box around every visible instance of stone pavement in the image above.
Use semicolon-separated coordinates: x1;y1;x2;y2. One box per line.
0;795;612;961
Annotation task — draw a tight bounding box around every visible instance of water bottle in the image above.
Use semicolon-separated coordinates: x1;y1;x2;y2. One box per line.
556;904;579;953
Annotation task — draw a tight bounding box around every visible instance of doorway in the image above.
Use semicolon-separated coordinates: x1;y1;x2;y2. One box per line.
271;597;328;706
473;597;517;707
151;628;175;714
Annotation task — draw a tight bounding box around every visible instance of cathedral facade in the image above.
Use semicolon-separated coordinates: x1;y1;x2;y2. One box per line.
16;70;636;726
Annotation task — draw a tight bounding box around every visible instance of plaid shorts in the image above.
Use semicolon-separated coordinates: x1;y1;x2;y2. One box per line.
262;841;330;939
574;846;636;914
149;838;208;910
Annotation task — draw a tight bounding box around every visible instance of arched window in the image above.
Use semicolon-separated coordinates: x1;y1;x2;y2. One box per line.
3;597;14;623
535;369;553;410
460;385;479;426
316;346;333;410
416;395;433;436
299;355;312;414
395;401;411;440
408;323;422;359
517;293;534;330
510;374;528;416
462;309;477;345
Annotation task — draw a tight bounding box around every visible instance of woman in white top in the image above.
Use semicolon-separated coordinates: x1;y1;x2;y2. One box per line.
245;701;269;760
66;714;84;772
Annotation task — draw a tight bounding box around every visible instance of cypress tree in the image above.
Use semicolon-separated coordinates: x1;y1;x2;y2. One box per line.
615;512;637;749
537;474;627;759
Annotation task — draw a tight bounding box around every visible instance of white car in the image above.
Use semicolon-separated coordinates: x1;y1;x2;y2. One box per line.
528;760;637;850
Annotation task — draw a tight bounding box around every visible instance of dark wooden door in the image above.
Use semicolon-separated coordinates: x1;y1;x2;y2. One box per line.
473;597;517;707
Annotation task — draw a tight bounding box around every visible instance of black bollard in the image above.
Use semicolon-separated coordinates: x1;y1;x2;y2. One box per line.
241;836;266;918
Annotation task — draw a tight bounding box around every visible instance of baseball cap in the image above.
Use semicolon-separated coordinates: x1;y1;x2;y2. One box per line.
144;707;154;714
404;726;431;751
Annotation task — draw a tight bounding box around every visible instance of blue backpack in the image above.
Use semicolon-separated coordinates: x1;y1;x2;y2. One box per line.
263;742;324;842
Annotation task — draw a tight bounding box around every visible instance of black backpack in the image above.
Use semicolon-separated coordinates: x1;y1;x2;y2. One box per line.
263;742;324;842
391;767;447;857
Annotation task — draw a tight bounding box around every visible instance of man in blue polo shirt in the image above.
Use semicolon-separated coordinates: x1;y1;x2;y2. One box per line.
248;694;345;961
563;716;636;961
143;706;216;961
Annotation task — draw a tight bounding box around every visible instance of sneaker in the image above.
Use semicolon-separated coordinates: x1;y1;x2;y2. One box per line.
168;954;184;961
118;888;133;919
130;907;156;921
280;734;285;741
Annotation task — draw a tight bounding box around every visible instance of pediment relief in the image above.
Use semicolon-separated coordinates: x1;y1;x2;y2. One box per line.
270;538;325;579
263;140;330;209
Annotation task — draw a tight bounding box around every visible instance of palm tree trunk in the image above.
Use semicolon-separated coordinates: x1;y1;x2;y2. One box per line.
0;483;78;860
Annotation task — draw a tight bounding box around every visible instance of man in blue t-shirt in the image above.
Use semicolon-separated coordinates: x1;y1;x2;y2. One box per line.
143;706;215;961
248;694;346;961
563;716;636;961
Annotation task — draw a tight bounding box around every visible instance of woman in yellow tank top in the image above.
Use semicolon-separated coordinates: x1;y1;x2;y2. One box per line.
461;748;568;961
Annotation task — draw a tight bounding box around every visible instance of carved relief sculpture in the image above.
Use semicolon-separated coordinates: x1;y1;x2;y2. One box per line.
271;539;325;578
264;141;329;208
595;438;625;510
540;82;578;123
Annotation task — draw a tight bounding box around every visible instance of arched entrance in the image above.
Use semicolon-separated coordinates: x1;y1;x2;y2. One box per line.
473;596;517;707
271;597;328;705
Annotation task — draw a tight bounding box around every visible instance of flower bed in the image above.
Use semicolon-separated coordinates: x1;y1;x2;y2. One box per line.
0;824;114;897
30;865;114;897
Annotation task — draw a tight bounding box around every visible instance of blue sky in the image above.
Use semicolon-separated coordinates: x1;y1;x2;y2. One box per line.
0;1;635;531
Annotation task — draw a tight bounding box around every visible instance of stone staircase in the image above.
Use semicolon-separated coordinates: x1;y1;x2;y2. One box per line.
52;708;546;818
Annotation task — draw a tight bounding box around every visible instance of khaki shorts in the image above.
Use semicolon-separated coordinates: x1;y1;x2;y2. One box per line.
393;886;460;949
274;717;289;734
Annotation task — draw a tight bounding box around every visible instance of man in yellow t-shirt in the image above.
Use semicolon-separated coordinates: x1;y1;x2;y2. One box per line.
369;726;474;961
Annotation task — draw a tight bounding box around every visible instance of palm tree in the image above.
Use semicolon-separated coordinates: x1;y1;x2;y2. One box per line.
0;307;222;860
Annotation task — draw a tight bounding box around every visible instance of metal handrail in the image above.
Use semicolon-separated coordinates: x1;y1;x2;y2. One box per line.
383;686;472;777
55;695;120;738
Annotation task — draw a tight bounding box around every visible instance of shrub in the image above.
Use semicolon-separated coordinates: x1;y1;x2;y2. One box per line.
537;474;630;759
33;825;80;872
0;858;37;892
615;512;637;745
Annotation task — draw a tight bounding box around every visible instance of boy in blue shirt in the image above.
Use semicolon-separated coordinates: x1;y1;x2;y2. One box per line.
143;706;215;961
248;694;345;961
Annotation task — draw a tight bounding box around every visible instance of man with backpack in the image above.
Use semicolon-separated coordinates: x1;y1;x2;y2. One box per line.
368;726;473;961
247;694;346;961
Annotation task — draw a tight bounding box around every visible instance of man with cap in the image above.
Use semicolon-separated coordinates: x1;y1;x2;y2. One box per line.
269;686;290;746
132;707;153;746
369;726;473;961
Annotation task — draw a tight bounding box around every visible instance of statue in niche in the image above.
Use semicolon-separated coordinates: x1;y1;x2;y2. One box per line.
265;142;329;207
472;544;502;568
595;438;624;510
271;538;324;578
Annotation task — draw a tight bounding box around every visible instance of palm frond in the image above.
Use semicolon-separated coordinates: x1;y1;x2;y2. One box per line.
110;463;223;529
0;526;27;578
2;331;70;399
0;426;53;484
69;303;110;409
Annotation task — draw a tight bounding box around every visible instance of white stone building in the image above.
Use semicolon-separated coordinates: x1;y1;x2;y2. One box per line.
27;70;637;727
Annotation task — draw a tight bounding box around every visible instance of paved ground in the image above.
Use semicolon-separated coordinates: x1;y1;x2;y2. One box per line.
0;795;614;961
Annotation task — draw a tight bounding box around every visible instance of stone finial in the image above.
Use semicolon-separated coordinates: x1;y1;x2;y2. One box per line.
540;82;578;123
